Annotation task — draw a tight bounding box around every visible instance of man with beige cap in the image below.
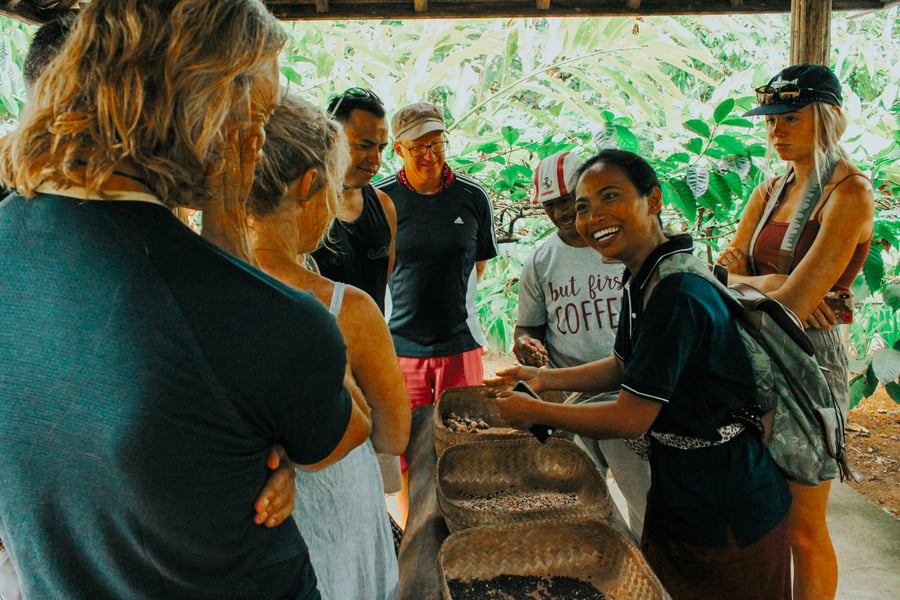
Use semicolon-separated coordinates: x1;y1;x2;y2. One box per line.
375;102;497;524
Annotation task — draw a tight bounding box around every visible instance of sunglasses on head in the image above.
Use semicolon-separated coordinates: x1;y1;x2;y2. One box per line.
328;87;383;118
754;84;839;107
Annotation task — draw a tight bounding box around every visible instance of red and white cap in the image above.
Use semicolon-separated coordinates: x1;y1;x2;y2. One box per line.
532;151;582;204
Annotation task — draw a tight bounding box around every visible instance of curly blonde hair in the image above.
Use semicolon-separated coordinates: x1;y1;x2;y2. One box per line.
0;0;285;207
248;94;348;243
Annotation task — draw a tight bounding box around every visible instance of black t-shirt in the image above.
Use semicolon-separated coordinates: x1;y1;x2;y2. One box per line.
0;193;350;599
376;173;497;357
311;185;392;314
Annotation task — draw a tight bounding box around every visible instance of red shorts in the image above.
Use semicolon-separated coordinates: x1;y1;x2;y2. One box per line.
398;347;484;411
398;348;484;473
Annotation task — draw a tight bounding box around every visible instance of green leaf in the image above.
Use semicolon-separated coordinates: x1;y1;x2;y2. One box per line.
865;363;880;397
683;119;711;139
747;144;768;157
721;117;754;128
477;142;502;154
685;138;704;156
712;134;747;155
872;348;900;383
614;126;640;153
696;190;718;211
883;282;900;311
670;152;691;164
708;171;734;211
713;98;736;124
849;373;868;409
862;244;885;293
721;171;744;197
665;179;697;223
885;382;900;404
873;220;899;250
501;125;520;146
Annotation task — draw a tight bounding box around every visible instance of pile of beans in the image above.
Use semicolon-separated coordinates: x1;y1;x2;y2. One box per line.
456;487;579;512
447;575;606;599
442;412;490;433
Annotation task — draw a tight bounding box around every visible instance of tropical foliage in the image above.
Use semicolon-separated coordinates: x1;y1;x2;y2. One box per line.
1;9;898;404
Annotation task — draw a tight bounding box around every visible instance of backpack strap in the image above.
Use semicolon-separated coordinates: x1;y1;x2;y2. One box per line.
659;253;814;355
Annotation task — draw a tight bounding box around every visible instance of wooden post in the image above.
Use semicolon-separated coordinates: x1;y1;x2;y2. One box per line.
790;0;832;66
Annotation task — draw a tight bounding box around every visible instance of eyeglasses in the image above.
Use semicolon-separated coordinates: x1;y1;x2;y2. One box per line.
402;139;448;158
754;84;840;107
327;87;383;118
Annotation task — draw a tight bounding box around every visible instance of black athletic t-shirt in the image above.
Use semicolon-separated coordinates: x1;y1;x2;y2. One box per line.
376;173;497;357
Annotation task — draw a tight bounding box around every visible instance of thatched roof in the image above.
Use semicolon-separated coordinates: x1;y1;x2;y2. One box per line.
0;0;895;24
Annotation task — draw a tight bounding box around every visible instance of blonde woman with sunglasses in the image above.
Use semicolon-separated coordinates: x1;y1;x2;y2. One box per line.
717;63;874;600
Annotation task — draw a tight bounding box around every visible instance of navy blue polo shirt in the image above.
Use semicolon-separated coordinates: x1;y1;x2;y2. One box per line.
614;235;791;547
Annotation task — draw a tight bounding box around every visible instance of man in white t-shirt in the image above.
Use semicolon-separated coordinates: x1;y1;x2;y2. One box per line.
514;151;650;537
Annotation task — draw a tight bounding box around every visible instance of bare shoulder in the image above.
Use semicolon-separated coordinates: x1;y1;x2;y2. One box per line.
819;163;874;240
336;284;386;334
342;283;381;315
830;165;874;202
822;165;874;217
375;187;396;217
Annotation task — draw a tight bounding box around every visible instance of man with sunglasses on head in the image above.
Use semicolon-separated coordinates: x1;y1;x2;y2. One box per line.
312;88;396;315
376;103;497;524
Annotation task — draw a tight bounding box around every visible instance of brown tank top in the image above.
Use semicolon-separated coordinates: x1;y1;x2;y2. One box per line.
751;173;872;291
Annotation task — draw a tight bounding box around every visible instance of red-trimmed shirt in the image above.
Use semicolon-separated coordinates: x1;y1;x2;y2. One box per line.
396;164;455;194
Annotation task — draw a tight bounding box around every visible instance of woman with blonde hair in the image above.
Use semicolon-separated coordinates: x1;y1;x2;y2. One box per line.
241;94;411;600
718;63;874;600
0;1;370;598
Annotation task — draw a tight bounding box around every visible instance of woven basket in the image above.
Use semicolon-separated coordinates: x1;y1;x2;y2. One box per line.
439;519;670;600
433;386;536;456
436;438;611;532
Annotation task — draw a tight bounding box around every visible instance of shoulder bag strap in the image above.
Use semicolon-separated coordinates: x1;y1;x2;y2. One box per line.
777;151;840;273
748;173;791;276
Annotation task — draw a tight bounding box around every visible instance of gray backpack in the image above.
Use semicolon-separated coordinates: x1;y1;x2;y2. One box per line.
652;252;858;486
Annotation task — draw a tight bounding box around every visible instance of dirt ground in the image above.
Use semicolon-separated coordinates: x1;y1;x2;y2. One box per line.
844;387;900;521
483;354;900;521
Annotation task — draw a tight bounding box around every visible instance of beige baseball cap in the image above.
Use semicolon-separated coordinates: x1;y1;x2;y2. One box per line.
392;102;447;141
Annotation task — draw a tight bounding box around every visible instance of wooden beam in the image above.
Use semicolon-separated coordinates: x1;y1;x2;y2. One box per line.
626;0;642;9
261;1;888;23
314;0;328;13
790;0;832;65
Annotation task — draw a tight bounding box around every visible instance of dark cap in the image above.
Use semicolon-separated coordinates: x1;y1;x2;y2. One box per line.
743;64;842;117
392;102;447;141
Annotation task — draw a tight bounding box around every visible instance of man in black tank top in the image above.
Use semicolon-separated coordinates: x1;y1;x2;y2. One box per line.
312;88;397;314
